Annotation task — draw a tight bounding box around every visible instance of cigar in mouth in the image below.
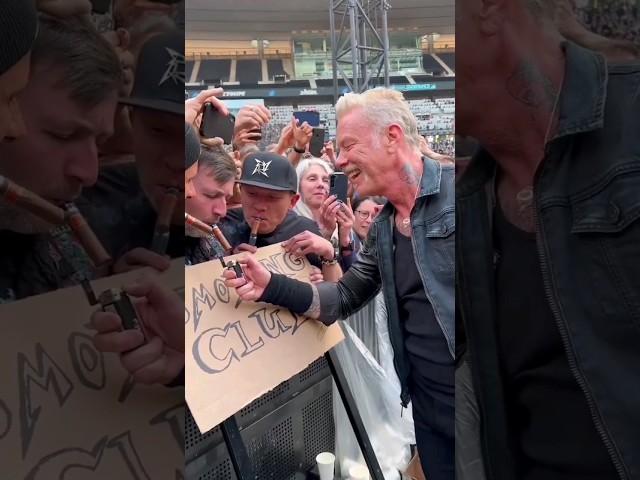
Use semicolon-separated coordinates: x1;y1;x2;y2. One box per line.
0;175;66;226
249;218;261;246
185;212;213;235
151;187;179;254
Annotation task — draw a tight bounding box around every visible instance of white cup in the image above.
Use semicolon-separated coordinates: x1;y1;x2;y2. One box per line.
348;463;370;480
315;452;335;480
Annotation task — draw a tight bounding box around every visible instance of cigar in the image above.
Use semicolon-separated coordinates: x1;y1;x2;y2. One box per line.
249;218;261;247
64;203;113;267
151;188;178;254
211;224;232;253
0;175;65;226
185;212;213;235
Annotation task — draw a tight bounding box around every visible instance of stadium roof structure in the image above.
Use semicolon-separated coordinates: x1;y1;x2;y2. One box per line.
186;0;454;40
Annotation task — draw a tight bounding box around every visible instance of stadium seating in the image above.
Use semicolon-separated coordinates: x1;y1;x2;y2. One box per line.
236;59;262;83
199;59;231;83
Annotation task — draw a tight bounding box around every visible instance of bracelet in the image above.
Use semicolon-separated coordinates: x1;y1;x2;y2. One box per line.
321;257;339;266
292;145;305;154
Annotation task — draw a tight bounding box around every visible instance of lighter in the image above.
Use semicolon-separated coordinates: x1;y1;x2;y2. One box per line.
83;280;145;338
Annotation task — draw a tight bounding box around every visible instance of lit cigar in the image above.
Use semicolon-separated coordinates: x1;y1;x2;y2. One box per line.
185;212;213;235
184;213;231;269
249;218;261;247
0;175;65;225
151;187;178;254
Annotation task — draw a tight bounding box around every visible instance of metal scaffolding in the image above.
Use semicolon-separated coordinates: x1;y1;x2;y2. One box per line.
329;0;391;102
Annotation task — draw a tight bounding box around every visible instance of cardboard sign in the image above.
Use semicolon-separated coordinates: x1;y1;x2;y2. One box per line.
0;260;185;479
185;243;344;434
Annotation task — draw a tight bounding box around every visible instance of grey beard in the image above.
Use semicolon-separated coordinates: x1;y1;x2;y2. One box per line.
0;203;52;234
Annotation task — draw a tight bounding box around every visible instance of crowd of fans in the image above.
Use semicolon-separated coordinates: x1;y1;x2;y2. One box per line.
577;0;640;43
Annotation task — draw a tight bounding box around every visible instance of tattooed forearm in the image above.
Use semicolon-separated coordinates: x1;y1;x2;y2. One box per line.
506;60;557;108
303;283;321;319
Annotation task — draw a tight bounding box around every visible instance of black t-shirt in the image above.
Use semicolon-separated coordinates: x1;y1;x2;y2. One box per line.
219;208;323;268
393;228;454;429
494;202;617;480
78;163;184;260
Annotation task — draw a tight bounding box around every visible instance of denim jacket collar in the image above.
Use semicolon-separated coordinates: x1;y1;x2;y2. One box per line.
457;41;609;198
552;41;608;140
418;155;442;198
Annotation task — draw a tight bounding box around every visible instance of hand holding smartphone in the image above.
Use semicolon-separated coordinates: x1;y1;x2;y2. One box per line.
200;102;235;144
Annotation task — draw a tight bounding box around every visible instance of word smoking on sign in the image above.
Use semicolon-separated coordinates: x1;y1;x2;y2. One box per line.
185;243;344;433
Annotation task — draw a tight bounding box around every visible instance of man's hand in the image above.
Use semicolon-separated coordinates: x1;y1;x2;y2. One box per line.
234;104;271;136
233;127;261;150
276;123;294;155
114;0;175;27
90;275;184;385
112;247;171;274
185;88;229;126
292;117;313;152
222;254;272;302
335;199;355;247
309;266;324;284
103;28;135;97
282;231;334;260
233;243;258;255
321;140;336;165
318;195;340;237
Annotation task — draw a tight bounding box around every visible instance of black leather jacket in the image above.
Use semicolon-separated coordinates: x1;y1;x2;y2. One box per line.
457;42;640;479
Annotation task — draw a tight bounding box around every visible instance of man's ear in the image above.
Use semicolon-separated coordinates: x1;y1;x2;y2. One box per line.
386;124;404;152
289;193;300;209
479;0;508;35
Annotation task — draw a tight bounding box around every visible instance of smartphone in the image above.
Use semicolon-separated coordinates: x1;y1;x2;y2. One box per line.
200;103;235;144
329;172;349;204
309;127;325;157
293;111;320;127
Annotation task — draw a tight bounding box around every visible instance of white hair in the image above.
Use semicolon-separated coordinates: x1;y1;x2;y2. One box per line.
294;157;334;220
335;87;422;148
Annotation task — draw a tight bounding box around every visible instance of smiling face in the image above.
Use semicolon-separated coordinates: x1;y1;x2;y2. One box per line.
299;164;330;210
240;184;299;235
335;108;393;197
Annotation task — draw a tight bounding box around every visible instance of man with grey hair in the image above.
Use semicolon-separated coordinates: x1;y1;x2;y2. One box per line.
456;0;639;478
224;87;456;479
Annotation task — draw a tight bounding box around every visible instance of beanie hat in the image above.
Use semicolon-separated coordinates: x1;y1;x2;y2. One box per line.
0;1;39;76
185;122;200;169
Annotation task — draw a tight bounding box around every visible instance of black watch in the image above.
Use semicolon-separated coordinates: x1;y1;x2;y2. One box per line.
340;240;354;253
292;145;305;154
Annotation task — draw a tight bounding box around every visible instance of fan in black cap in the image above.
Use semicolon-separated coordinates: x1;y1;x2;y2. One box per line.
237;152;298;193
120;29;184;115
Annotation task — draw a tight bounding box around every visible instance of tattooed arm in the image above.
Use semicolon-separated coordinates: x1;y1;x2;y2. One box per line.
223;232;382;324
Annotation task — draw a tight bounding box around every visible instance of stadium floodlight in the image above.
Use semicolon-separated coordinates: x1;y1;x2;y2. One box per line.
329;0;391;101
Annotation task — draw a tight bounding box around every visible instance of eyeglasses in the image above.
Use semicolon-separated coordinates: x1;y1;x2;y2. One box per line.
355;210;377;220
